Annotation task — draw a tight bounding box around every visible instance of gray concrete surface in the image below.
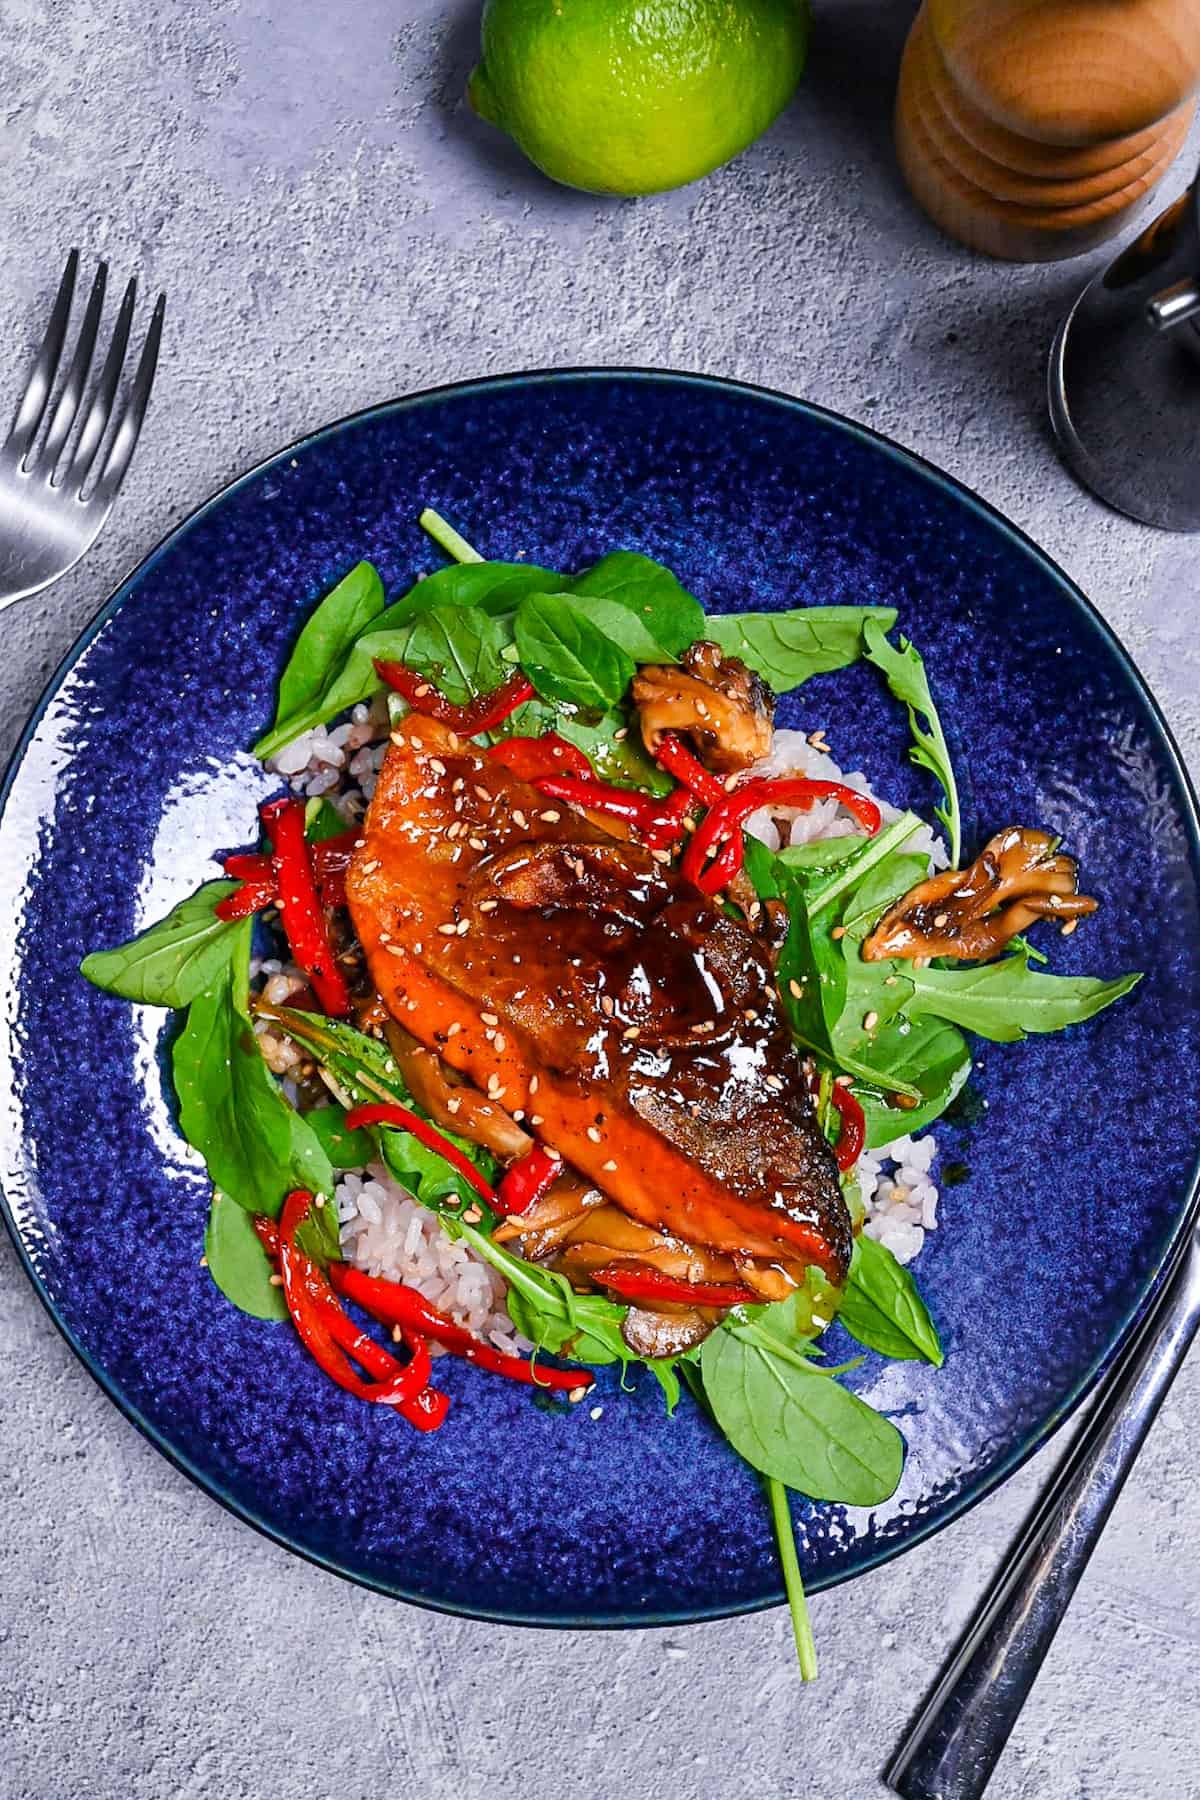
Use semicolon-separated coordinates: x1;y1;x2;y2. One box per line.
2;4;1199;1797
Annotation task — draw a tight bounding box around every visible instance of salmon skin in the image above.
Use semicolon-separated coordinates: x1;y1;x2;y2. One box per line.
345;717;851;1285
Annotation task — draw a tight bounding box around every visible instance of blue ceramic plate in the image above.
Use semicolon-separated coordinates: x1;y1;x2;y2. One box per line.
3;370;1199;1626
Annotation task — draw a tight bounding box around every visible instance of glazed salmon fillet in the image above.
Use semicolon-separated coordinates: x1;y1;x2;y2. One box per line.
345;716;851;1285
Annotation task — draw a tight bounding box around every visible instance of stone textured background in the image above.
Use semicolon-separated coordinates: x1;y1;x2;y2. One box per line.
2;4;1198;1797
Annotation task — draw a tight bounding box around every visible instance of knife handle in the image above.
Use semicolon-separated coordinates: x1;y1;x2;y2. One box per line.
886;1233;1200;1800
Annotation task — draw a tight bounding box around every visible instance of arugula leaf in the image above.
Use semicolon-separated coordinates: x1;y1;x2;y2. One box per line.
853;1016;972;1148
707;606;897;691
304;1105;375;1169
838;1234;944;1365
903;955;1142;1042
862;621;960;866
453;1220;629;1366
358;604;508;707
204;1189;288;1321
569;551;705;660
700;1318;905;1505
514;592;636;709
267;562;385;751
253;562;557;758
172;927;334;1218
81;881;242;1008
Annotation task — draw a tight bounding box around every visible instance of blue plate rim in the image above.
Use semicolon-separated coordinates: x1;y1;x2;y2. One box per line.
3;364;1199;1628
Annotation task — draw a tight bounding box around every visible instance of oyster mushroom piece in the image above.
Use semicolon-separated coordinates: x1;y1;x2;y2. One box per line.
633;639;776;773
862;827;1099;964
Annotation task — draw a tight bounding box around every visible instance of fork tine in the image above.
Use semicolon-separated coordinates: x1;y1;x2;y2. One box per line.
89;292;165;506
40;262;107;476
70;276;136;486
6;250;79;462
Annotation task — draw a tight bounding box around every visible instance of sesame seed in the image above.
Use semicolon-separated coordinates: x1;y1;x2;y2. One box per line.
765;1074;784;1092
390;732;408;747
1062;918;1078;936
414;682;432;698
695;700;709;718
747;899;761;919
623;1026;640;1041
269;1274;284;1287
600;995;615;1017
452;777;464;794
529;1114;544;1126
385;943;405;958
437;922;457;936
199;1254;208;1268
429;758;446;776
444;731;461;752
933;911;950;928
314;1193;326;1208
474;785;491;802
613;728;628;742
602;1159;618;1172
788;978;803;998
863;1010;879;1030
469;837;487;852
587;1126;602;1143
570;856;585;877
724;773;740;792
529;1075;539;1094
446;1097;461;1114
447;1022;461;1037
590;1406;604;1420
540;810;561;823
462;1204;483;1224
568;1386;587;1403
512;809;528;828
479;898;499;913
831;926;845;940
362;859;380;873
493;1033;507;1052
456;918;470;935
481;1012;499;1027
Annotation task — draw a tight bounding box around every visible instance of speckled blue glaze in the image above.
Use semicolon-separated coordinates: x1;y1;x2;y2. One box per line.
2;371;1199;1626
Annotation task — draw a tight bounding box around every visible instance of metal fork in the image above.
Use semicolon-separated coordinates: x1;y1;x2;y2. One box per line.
0;250;165;609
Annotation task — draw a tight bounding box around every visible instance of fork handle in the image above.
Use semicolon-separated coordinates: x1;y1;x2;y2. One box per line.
886;1232;1200;1800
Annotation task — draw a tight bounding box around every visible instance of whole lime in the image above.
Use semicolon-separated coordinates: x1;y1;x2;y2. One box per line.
468;0;810;197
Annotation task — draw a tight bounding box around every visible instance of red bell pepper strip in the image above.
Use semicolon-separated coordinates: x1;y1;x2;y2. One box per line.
495;1143;561;1216
652;731;726;808
374;660;535;736
533;775;688;847
327;1263;592;1393
223;851;273;882
591;1263;758;1309
259;1194;448;1429
681;777;882;897
828;1081;866;1173
310;828;360;909
486;733;592;781
343;1102;497;1207
261;797;351;1016
214;880;276;921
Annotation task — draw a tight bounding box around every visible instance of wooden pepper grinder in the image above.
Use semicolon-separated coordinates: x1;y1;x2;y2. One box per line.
895;0;1200;260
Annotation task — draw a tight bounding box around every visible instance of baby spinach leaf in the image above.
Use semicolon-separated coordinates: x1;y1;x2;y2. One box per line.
267;561;385;750
862;621;960;866
555;708;672;793
172;930;333;1218
838;1235;944;1365
514;592;636;709
304;797;351;842
204;1189;288;1321
304;1105;375;1169
904;956;1142;1042
81;881;242;1008
569;551;705;660
700;1320;905;1505
253;562;557;757
776;836;870;875
707;605;897;691
358;604;508;707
